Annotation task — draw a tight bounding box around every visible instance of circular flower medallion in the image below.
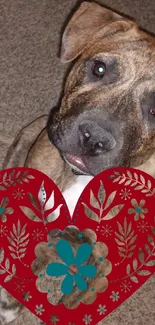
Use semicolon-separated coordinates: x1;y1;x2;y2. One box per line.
32;227;112;309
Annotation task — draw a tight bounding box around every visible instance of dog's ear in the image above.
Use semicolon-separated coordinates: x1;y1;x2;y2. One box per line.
60;1;133;63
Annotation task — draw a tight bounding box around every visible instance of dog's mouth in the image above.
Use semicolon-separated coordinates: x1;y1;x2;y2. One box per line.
63;153;91;175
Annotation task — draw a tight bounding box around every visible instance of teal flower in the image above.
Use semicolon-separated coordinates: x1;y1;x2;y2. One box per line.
46;239;97;295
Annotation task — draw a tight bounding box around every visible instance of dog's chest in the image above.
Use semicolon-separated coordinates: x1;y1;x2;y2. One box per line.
62;175;93;216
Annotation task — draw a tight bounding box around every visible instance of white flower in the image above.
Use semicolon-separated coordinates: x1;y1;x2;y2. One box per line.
97;304;107;315
35;304;45;315
110;291;120;302
83;314;92;325
23;291;32;302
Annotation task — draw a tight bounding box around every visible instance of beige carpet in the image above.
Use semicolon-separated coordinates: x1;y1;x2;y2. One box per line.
0;0;155;324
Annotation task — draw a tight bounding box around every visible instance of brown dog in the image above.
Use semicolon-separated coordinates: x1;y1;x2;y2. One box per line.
1;1;155;324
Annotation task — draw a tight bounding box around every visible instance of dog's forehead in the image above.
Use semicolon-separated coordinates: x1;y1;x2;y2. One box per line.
68;32;155;81
80;29;154;58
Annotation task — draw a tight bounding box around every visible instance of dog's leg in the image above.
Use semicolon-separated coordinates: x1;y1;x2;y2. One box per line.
3;115;47;170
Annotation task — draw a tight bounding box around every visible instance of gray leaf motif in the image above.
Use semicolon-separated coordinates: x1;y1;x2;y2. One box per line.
0;252;16;281
102;204;124;220
4;274;14;283
0;270;6;275
148;234;155;246
46;204;63;223
5;258;10;270
82;203;99;222
115;218;137;260
133;258;138;271
12;264;16;274
145;244;151;254
151;226;155;236
20;206;41;222
2;172;7;182
0;248;4;263
145;260;155;266
130;275;138;283
126;264;131;275
28;193;40;211
8;220;29;262
126;265;138;283
44;191;55;211
138;248;145;264
38;181;46;206
98;181;106;204
103;191;117;211
0;186;6;191
136;270;151;276
90;190;100;210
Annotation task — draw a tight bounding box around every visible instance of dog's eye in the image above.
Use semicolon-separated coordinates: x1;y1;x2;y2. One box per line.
149;108;155;116
92;61;106;78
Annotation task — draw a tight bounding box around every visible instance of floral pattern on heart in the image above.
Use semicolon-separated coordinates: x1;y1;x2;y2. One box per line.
0;167;155;325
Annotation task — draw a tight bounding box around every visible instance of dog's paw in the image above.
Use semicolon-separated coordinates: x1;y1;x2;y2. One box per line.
0;288;21;324
0;305;20;324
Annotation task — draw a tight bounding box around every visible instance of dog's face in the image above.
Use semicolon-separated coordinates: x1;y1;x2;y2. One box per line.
47;1;155;176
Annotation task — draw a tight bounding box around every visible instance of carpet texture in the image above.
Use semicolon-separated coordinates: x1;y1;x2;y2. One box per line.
0;0;155;324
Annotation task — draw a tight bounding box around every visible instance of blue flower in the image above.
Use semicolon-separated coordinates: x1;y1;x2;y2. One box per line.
46;239;97;295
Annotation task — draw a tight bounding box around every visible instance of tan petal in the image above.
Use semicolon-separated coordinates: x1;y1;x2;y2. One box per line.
142;208;148;214
140;200;145;208
1;197;9;209
131;199;138;208
1;213;7;223
63;289;81;309
32;241;61;275
134;213;139;221
5;207;14;214
140;213;145;219
80;289;97;305
37;272;63;306
101;258;112;277
128;208;135;214
83;228;97;243
93;275;108;293
80;277;108;306
93;242;108;258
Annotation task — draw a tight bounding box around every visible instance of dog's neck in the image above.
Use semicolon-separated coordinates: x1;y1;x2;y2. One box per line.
136;152;155;177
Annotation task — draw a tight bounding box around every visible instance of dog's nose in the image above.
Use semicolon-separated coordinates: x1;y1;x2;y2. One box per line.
79;120;116;155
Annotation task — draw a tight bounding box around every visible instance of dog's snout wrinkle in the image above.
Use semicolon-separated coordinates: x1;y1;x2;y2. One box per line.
79;120;116;155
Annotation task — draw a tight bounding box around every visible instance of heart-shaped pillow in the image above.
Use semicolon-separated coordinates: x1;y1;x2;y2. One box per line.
0;167;155;325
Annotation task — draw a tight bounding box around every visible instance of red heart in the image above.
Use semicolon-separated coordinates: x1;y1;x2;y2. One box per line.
0;167;155;325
